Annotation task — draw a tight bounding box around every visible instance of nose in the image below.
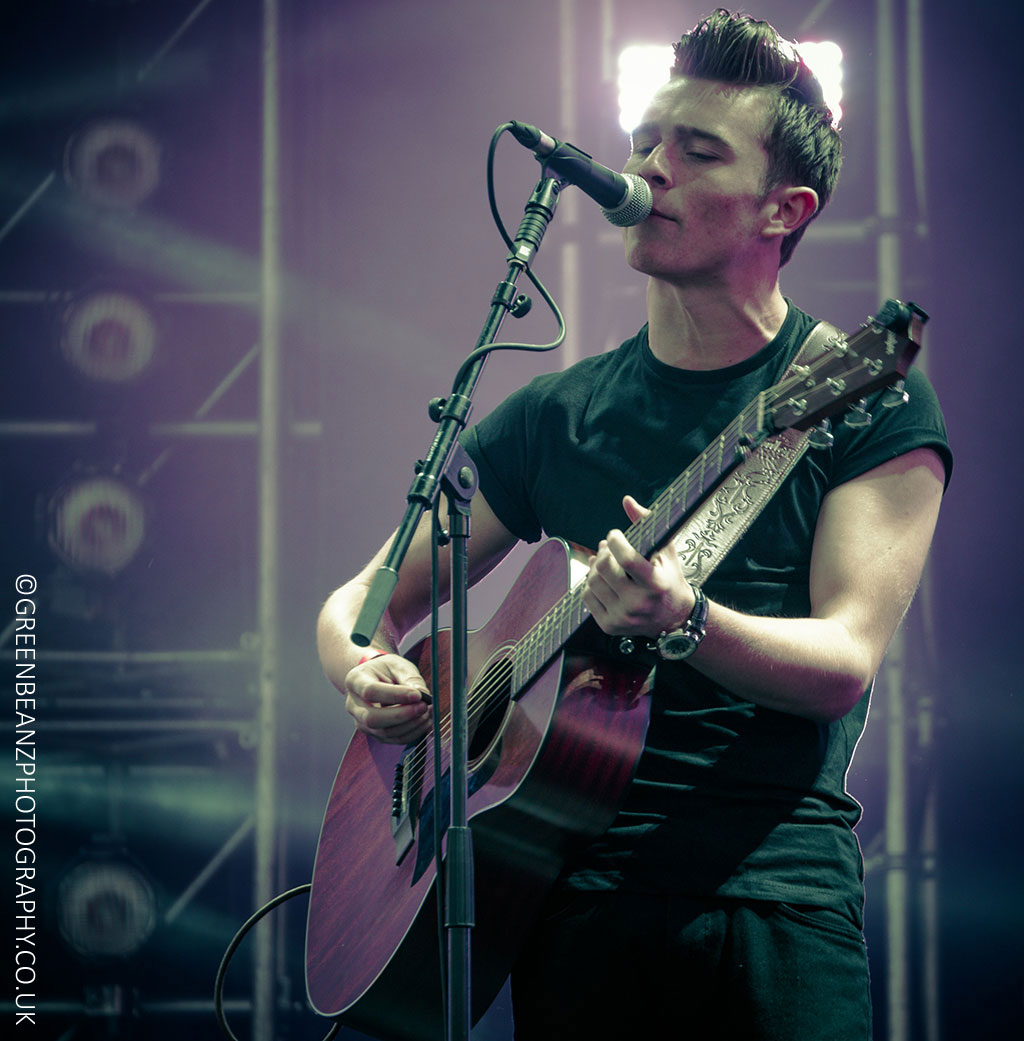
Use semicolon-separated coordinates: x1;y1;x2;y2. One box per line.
635;143;672;188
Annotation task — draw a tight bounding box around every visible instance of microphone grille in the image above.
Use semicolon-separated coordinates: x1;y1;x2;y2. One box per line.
600;174;653;227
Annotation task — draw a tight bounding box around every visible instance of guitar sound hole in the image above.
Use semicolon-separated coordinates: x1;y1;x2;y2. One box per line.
467;654;514;765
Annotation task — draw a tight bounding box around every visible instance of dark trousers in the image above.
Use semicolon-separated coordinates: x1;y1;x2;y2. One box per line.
510;888;871;1041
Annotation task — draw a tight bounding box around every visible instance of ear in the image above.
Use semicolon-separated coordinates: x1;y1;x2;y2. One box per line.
761;186;819;240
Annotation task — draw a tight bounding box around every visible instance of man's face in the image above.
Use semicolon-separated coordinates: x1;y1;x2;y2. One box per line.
622;76;781;284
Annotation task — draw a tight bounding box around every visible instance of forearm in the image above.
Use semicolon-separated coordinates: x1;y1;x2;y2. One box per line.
316;521;435;695
316;579;404;694
317;573;435;744
687;600;879;723
588;453;944;725
317;495;519;698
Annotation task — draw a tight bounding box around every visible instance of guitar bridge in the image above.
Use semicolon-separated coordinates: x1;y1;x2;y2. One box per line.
390;745;422;865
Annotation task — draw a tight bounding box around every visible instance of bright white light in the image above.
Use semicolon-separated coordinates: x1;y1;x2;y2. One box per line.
797;40;844;127
616;41;844;132
617;45;674;134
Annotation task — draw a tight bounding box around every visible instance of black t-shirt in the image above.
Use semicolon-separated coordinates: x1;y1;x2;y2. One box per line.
461;302;952;925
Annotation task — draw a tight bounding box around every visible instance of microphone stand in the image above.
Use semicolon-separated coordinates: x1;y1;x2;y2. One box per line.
351;174;565;1041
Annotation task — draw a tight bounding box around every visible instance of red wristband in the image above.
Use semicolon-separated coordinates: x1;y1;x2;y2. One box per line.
357;649;389;665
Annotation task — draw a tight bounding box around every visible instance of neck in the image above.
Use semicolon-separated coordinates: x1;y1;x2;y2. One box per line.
646;277;789;370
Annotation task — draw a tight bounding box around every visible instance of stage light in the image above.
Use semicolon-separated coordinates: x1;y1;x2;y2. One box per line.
616;45;674;133
57;851;157;959
63;117;162;209
60;290;158;384
49;474;146;577
616;39;844;134
796;41;844;127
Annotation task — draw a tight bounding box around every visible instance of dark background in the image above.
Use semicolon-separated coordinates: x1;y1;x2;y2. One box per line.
1;1;1019;1038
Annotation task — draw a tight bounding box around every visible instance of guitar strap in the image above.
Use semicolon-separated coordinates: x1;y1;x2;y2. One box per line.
673;319;843;585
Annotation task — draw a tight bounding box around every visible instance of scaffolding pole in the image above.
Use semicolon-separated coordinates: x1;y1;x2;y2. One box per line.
558;0;581;369
254;0;282;1038
874;0;917;1039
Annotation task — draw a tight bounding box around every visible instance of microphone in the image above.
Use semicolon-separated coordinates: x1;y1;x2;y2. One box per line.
508;121;653;228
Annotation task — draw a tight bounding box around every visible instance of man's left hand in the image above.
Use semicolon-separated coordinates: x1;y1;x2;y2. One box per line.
582;494;695;636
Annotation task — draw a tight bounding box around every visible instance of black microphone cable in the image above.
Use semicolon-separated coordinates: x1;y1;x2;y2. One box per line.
214;882;340;1041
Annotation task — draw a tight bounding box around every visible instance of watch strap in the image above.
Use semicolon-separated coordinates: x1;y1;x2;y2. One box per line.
656;585;708;660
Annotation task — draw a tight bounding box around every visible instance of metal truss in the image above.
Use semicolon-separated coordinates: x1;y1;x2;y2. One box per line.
0;2;291;1038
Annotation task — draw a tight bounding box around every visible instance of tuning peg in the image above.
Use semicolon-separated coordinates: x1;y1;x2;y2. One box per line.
843;399;872;429
808;418;834;449
881;378;910;409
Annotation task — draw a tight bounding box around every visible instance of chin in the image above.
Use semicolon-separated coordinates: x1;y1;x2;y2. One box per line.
623;241;662;276
625;250;677;280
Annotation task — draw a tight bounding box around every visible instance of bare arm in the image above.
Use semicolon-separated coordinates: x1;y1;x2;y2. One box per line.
317;492;520;743
583;446;946;723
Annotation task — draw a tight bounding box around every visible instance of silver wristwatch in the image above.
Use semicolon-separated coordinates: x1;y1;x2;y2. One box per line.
655;586;709;661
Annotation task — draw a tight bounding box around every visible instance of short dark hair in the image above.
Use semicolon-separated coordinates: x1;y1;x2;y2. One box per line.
671;9;842;265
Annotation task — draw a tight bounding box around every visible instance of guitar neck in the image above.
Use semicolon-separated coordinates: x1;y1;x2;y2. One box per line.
508;300;925;697
509;390;770;695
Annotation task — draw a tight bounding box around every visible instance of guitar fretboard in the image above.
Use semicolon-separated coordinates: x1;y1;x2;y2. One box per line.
506;305;920;698
509;387;773;694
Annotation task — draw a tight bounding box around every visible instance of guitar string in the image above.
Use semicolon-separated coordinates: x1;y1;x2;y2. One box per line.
393;374;758;791
394;325;895;794
394;346;832;787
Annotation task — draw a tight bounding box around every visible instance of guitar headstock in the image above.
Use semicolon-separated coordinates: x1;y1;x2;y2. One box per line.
770;299;927;432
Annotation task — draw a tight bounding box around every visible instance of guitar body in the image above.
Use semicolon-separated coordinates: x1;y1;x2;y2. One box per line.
305;538;653;1040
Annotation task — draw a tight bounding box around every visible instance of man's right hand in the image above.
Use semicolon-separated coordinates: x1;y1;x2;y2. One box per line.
344;653;433;744
320;494;518;746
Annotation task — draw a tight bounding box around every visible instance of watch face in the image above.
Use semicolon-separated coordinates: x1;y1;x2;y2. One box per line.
658;630;699;661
